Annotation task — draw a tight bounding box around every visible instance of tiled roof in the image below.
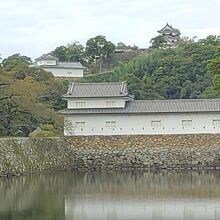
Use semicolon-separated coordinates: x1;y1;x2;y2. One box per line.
64;82;129;98
35;54;57;61
59;99;220;115
158;23;180;34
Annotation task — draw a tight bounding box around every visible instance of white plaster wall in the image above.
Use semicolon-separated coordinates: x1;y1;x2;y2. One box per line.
67;98;126;109
43;67;83;77
64;113;220;136
37;60;56;66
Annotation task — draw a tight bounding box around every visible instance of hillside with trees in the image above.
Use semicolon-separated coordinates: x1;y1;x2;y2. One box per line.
0;35;220;137
79;35;220;100
50;36;144;74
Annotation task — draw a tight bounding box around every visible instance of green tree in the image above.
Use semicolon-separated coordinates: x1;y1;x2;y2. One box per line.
51;42;85;64
86;35;115;72
199;35;220;46
116;42;128;50
66;42;85;63
80;36;218;100
51;46;68;62
0;57;64;137
2;53;32;71
206;47;220;94
149;35;167;49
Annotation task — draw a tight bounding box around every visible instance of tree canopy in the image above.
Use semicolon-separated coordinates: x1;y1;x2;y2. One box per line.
79;36;220;100
85;35;115;61
203;46;220;98
0;54;66;137
51;42;85;64
150;35;168;49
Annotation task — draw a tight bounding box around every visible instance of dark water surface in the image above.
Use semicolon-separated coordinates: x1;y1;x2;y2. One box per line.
0;171;220;220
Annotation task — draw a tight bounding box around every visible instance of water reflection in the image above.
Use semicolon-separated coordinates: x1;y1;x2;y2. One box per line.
66;197;220;220
0;171;220;220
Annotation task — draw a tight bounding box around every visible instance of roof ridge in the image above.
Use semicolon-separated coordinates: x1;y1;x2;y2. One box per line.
68;82;75;94
58;61;81;64
133;99;220;102
73;82;124;85
120;81;128;95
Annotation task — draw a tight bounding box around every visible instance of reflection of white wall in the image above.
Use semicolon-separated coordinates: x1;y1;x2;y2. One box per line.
64;113;220;136
65;197;220;220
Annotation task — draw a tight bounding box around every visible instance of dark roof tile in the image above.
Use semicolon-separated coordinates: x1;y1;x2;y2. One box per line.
60;99;220;114
35;54;57;61
64;82;129;98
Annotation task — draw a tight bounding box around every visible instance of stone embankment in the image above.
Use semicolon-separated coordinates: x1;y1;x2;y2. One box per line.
1;134;220;176
0;138;72;177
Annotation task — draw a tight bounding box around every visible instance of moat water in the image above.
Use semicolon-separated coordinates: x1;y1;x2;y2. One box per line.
0;171;220;220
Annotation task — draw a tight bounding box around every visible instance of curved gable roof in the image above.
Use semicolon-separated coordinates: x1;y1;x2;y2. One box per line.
158;23;180;34
64;82;129;98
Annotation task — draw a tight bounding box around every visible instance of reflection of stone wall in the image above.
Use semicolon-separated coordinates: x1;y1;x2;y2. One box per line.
1;134;220;176
66;171;220;198
0;173;66;213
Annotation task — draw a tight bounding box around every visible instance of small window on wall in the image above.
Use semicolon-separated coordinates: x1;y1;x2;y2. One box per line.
67;72;72;74
76;101;85;107
106;101;116;107
151;120;161;128
182;120;192;127
106;121;116;128
75;122;85;128
213;119;220;127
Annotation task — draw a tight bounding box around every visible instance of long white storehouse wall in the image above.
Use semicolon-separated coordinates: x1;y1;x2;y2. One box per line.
43;67;83;78
64;113;220;136
67;98;127;109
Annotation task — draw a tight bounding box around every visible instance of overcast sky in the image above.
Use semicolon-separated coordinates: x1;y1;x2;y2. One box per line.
0;0;219;59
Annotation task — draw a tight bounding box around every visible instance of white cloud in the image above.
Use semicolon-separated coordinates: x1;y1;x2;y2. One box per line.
0;0;219;59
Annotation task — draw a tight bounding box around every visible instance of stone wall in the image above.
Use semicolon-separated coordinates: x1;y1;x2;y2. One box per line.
1;134;220;176
67;135;220;170
0;138;72;177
